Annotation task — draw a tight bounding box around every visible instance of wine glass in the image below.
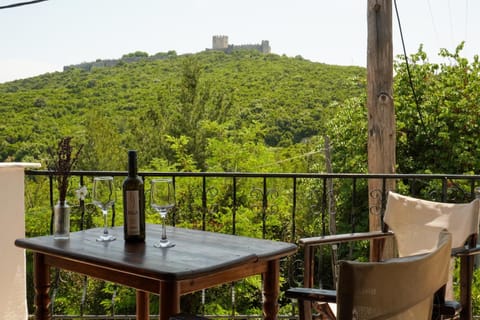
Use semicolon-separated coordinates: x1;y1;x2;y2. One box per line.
92;176;116;242
151;178;175;248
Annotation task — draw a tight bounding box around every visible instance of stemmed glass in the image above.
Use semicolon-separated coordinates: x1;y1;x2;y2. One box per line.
151;179;175;248
92;176;116;242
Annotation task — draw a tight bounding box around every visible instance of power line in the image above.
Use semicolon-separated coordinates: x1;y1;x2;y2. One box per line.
0;0;47;9
447;0;455;48
255;149;325;169
426;0;440;47
465;0;469;44
393;0;427;131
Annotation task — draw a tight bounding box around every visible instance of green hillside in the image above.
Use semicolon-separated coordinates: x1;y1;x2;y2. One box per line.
0;49;365;171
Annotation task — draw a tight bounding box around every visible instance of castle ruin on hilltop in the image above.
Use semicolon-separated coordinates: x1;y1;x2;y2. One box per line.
63;36;271;72
210;35;271;54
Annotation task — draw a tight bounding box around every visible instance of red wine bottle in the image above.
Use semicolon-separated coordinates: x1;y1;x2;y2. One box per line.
122;150;145;242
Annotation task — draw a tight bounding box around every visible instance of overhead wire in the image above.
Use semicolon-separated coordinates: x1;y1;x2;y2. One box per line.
0;0;47;9
465;0;469;45
393;0;427;132
447;0;454;48
426;0;440;47
255;149;325;169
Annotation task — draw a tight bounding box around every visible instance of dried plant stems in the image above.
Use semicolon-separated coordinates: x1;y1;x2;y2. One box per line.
50;137;83;203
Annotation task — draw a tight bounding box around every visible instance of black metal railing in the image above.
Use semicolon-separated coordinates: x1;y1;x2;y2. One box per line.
24;170;480;319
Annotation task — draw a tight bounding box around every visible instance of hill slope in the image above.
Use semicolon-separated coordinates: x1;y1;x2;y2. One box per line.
0;50;366;170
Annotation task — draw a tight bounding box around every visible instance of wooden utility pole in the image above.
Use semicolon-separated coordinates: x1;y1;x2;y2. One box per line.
367;0;396;260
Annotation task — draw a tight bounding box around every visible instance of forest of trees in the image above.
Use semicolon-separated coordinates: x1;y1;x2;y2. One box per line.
3;44;480;316
0;50;365;173
2;45;478;176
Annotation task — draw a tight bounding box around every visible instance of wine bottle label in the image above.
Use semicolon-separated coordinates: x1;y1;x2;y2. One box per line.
125;190;140;235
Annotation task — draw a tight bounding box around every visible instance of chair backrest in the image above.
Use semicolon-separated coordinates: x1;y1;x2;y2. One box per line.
384;191;480;257
336;231;452;320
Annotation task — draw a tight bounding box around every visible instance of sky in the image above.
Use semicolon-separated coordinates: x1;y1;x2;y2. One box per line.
0;0;478;83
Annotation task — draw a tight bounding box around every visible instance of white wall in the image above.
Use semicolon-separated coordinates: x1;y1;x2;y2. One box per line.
0;163;41;320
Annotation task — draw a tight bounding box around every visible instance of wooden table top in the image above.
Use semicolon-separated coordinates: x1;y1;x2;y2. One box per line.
15;224;297;281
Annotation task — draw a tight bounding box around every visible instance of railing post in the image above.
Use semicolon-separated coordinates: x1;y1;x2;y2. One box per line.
262;177;268;238
202;175;207;231
232;176;237;235
291;177;297;241
1;162;41;320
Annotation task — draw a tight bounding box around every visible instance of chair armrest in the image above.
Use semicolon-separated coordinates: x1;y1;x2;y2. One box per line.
432;300;462;318
452;245;480;257
299;230;394;247
285;287;337;303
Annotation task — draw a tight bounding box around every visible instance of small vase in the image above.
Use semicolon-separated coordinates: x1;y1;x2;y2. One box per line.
53;201;71;239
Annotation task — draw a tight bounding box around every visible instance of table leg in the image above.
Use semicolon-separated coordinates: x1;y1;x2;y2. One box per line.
263;259;280;320
460;255;474;320
33;253;51;320
159;281;180;320
136;290;150;320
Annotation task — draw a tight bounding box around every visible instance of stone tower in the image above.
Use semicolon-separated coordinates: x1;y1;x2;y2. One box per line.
261;40;271;54
212;35;228;50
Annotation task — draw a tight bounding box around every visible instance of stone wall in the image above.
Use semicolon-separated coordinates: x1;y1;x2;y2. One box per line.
211;35;271;54
64;36;271;72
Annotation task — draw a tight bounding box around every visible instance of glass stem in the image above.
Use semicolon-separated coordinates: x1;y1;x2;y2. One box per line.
102;209;108;235
161;211;167;240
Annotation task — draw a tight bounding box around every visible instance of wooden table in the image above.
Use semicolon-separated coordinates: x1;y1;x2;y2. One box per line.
15;224;297;320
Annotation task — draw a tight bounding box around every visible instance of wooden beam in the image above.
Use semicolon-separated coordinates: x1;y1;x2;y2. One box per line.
367;0;396;259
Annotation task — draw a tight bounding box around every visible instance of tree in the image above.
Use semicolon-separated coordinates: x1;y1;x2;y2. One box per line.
122;51;149;59
394;43;480;174
169;56;234;170
79;109;124;171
